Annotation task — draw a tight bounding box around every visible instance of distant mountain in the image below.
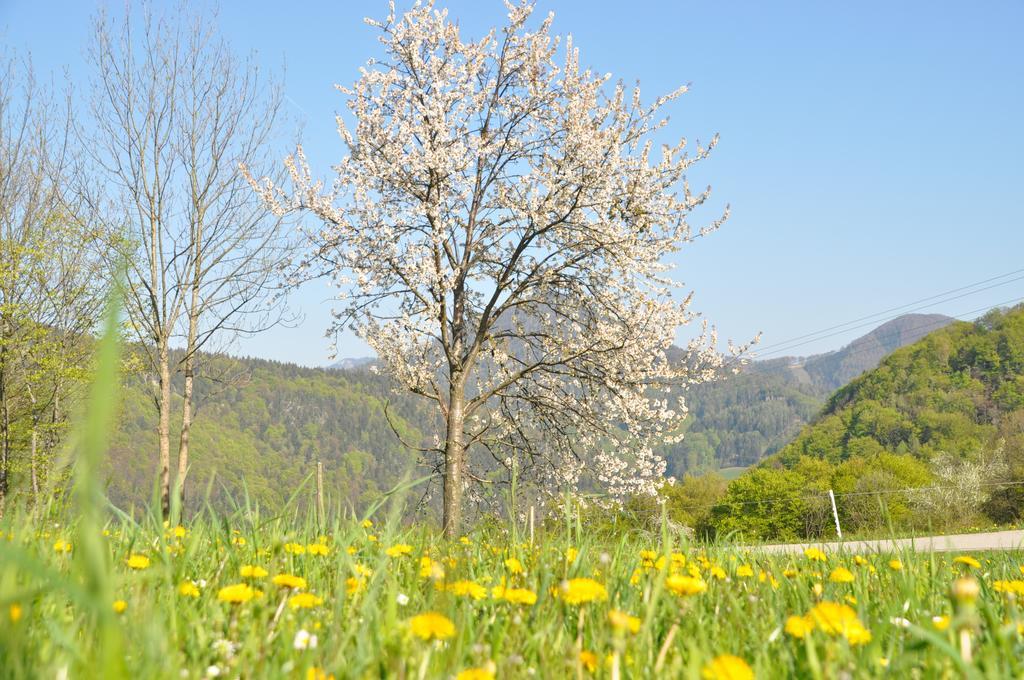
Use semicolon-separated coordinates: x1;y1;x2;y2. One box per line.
328;357;376;371
756;313;954;392
660;314;954;476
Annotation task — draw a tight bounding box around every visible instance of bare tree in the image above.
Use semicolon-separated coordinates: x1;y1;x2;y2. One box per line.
82;5;293;518
250;1;740;535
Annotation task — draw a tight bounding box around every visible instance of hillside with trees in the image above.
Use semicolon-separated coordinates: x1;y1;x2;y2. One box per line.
104;355;436;517
662;313;953;475
704;305;1024;540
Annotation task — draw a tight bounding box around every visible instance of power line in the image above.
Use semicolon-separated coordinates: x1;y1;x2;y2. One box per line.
750;266;1024;357
752;292;1024;362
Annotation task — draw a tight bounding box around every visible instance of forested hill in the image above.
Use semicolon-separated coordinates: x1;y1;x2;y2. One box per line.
661;313;953;475
105;355;437;515
706;305;1024;540
775;305;1024;466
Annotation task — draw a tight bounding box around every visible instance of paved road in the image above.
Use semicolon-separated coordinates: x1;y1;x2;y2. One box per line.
752;529;1024;555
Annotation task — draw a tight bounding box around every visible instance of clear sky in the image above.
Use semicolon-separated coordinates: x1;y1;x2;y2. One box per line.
3;1;1022;366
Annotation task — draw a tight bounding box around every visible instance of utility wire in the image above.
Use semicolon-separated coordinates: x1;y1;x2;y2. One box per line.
752;292;1024;362
749;266;1024;357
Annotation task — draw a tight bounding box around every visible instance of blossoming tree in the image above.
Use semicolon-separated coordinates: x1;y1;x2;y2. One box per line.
250;1;735;535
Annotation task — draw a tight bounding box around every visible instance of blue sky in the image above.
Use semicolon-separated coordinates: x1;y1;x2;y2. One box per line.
3;1;1022;366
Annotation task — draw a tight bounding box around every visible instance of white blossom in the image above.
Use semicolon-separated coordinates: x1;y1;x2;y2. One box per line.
293;629;318;650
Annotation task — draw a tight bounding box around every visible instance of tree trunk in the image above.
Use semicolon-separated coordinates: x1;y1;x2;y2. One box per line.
29;425;38;499
158;341;172;519
442;375;467;538
176;239;202;516
0;355;8;515
176;349;195;515
26;383;38;502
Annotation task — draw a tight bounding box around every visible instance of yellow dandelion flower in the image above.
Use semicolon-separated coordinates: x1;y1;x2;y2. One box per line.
9;603;22;623
736;565;754;578
456;668;495;680
172;526;187;538
701;654;753;680
808;601;871;645
709;566;727;581
217;583;260;604
420;556;445;579
492;586;537;605
829;567;854;583
288;592;324;609
361;519;373;528
385;544;413;558
804;547;827;562
126;554;150;570
444;580;488;600
554;578;608;605
565;547;579;563
112;600;127;614
608;609;641;634
578;650;599;673
178;581;200;598
992;579;1024;595
953;555;981;569
504;557;524;574
306;668;335;680
666;574;708;597
284;542;306;555
306;543;330;556
409;612;456;641
853;555;868;566
345;576;367;595
845;623;872;646
784;615;814;639
53;539;72;554
231;536;246;547
240;565;268;578
272;574;307;590
932;615;950;631
888;559;903;572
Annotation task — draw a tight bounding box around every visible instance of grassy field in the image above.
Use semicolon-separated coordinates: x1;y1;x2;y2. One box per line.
717;467;749;482
3;312;1023;678
3;503;1024;679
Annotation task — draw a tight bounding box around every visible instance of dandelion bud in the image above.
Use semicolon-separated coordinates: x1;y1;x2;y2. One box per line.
952;577;979;604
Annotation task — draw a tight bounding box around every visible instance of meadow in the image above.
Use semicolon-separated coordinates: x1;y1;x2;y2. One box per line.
3;502;1024;679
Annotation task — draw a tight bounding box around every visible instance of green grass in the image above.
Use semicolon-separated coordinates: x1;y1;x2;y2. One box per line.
4;292;1024;678
717;466;749;481
4;504;1024;678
